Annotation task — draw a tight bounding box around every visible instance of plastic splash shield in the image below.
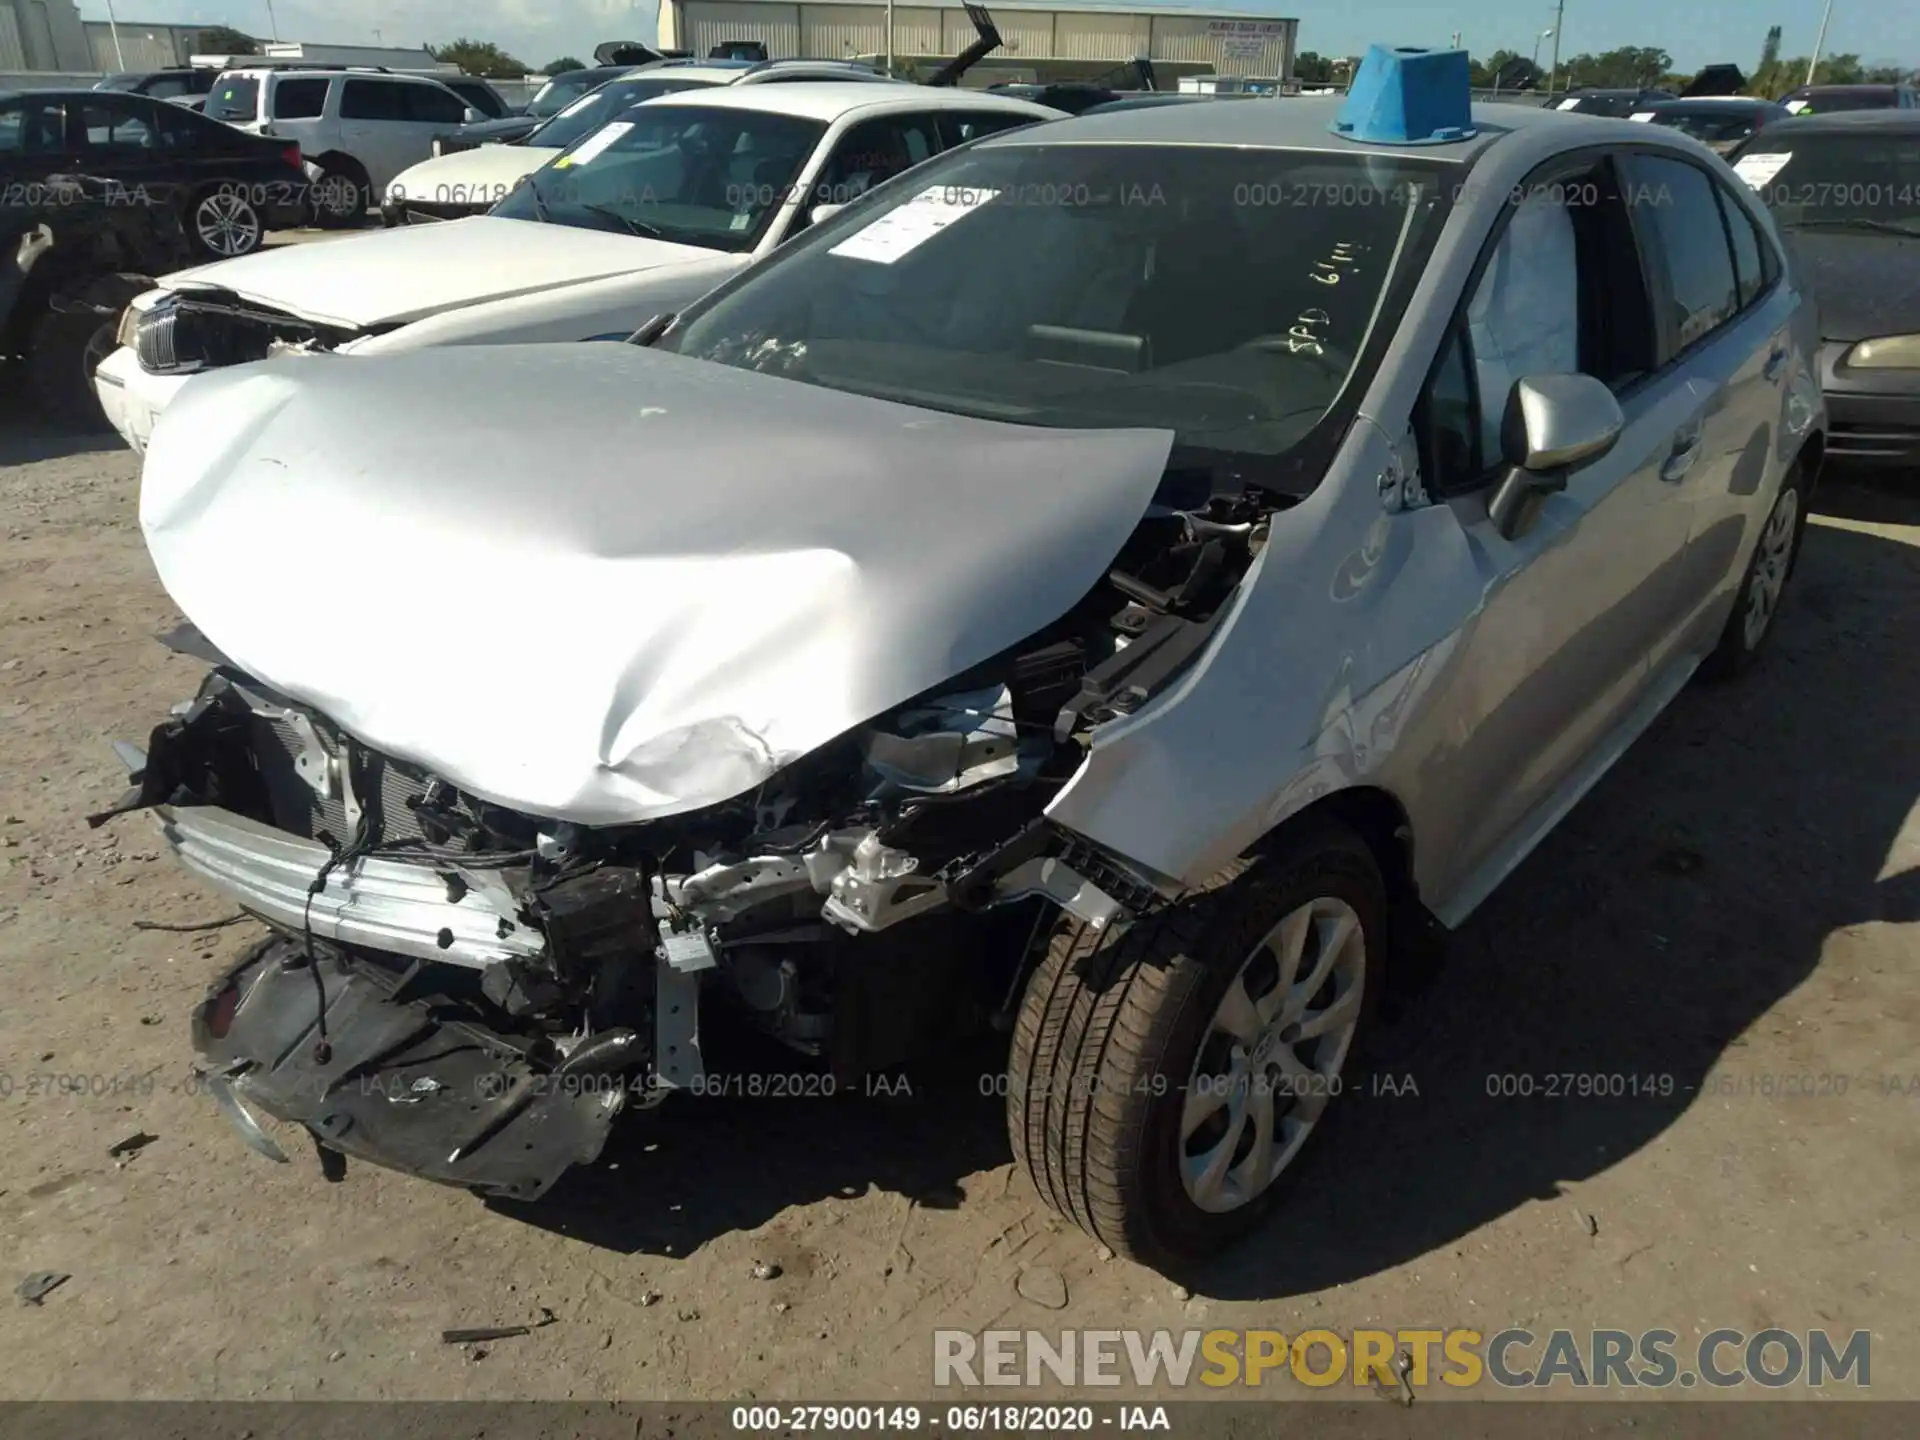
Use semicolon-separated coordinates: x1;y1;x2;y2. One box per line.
1332;45;1477;145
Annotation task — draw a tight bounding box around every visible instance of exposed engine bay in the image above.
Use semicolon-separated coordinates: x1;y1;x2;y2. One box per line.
96;481;1289;1199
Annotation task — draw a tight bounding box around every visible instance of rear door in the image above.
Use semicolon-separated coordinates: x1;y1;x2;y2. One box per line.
392;81;471;183
0;96;71;189
1409;152;1703;895
69;94;169;192
338;79;446;190
1617;149;1794;661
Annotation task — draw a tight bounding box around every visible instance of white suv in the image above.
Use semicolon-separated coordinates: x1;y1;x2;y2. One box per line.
203;68;484;226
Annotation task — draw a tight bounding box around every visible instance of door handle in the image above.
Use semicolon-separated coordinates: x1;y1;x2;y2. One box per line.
1764;345;1788;382
1661;425;1703;482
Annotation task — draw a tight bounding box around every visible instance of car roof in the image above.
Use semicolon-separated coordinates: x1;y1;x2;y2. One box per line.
1787;83;1903;95
1649;96;1776;107
641;81;1059;121
975;95;1636;161
1755;108;1920;135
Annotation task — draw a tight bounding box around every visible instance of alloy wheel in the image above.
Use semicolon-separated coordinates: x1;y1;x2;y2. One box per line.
195;191;261;256
1180;895;1367;1213
1742;487;1800;651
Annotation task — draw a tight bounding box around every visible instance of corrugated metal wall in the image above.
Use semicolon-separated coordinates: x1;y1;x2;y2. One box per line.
1052;11;1150;60
675;0;1295;76
0;7;28;70
85;26;184;72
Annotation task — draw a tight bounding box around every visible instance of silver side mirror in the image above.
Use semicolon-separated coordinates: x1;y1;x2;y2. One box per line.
1487;373;1624;540
809;202;846;226
463;106;483;124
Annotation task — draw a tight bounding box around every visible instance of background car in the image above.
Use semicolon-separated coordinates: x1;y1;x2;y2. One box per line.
95;66;218;106
1553;86;1677;116
383;59;903;225
1781;83;1918;115
93;84;1061;450
431;64;641;154
1;87;309;258
1632;96;1792;154
202;67;484;227
1729;109;1920;472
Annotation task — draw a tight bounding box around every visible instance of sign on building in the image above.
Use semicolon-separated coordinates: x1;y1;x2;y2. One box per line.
1207;19;1286;60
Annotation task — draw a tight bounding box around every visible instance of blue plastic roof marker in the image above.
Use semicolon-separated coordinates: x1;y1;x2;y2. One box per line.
1331;45;1477;145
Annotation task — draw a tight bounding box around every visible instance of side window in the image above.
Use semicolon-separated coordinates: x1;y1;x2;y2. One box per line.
815;114;941;206
938;111;1041;147
340;80;405;122
1717;183;1770;307
1620;153;1740;360
1417;159;1658;495
272;77;330;120
77;100;157;151
402;83;468;126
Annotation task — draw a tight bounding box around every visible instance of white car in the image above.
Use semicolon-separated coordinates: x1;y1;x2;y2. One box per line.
94;84;1061;451
202;67;487;226
383;60;907;226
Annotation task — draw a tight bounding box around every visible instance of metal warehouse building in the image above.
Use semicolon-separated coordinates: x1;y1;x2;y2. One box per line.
657;0;1298;84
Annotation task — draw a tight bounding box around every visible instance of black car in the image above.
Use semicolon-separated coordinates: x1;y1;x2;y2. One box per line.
432;65;638;154
987;82;1124;115
1729;110;1920;471
2;88;310;259
3;172;197;424
436;75;513;119
1780;83;1918;115
1637;97;1792;154
96;67;219;104
1553;86;1676;116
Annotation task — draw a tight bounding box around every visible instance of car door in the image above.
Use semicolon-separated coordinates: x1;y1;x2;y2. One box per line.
337;79;418;191
397;81;471;175
1408;152;1704;897
0;97;71;190
68;95;170;194
1617;150;1796;658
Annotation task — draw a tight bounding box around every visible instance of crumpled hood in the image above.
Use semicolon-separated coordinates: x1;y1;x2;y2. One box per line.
159;217;710;330
1785;228;1920;342
139;345;1174;825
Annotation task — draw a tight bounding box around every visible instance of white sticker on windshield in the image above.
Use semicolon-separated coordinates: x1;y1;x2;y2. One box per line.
827;186;1001;265
1785;99;1809;113
1629;111;1655;122
1732;151;1792;190
557;121;634;168
1556;97;1583;111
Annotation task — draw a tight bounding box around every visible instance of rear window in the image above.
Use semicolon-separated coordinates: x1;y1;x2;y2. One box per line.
1651;109;1762;144
205;74;260;122
271;77;329;120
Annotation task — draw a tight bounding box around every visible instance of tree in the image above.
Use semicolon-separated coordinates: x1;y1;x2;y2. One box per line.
1295;50;1336;84
541;56;587;75
428;38;530;78
1560;45;1673;89
1755;24;1781;79
196;25;258;55
1473;48;1541;90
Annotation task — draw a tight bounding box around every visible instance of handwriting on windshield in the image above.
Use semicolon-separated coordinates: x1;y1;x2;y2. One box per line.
1289;242;1363;354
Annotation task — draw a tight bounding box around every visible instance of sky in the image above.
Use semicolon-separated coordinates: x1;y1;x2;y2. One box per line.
77;0;1912;75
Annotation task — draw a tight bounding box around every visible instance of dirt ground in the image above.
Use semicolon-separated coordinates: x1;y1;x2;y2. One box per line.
0;396;1915;1404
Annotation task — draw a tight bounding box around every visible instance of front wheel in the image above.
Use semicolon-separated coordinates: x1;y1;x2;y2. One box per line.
309;162;368;229
1702;465;1807;680
190;188;264;257
1006;823;1385;1269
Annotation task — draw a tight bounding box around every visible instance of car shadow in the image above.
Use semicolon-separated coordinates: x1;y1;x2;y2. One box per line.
493;485;1920;1292
0;380;123;464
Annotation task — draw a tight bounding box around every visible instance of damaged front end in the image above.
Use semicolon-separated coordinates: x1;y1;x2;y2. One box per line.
96;486;1278;1198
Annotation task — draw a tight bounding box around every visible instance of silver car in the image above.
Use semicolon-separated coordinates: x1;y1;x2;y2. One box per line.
96;55;1824;1272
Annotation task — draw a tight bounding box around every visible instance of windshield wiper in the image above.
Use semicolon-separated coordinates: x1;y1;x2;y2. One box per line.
581;204;667;240
525;180;551;224
1787;216;1920;238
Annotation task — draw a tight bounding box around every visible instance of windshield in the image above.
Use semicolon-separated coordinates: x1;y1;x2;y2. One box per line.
1734;132;1920;234
204;74;260;123
97;73;142;91
1652;109;1761;144
530;76;720;149
493;105;826;252
663;142;1453;468
529;73;607;118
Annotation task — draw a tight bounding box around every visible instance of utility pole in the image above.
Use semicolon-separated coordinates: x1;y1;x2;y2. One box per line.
1546;0;1565;98
1806;0;1834;84
264;0;281;43
103;0;126;69
885;0;894;74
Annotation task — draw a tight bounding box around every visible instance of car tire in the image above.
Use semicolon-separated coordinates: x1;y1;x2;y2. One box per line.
24;273;151;430
309;160;369;229
1006;820;1386;1270
1700;461;1808;681
189;187;265;258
